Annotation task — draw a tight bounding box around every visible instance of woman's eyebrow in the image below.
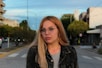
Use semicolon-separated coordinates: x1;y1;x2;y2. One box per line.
42;26;55;28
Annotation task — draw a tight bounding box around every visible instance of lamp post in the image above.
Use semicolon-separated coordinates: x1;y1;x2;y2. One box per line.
27;0;29;31
79;33;82;45
27;0;28;20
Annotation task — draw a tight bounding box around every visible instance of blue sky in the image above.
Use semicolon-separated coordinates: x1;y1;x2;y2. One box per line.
3;0;102;30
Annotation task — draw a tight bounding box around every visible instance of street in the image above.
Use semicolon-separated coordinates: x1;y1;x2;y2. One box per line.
76;46;102;68
0;45;102;68
0;47;27;68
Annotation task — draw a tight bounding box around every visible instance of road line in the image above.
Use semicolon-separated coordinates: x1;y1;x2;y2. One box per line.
94;57;102;61
80;46;92;48
8;53;19;57
21;54;27;58
82;55;93;60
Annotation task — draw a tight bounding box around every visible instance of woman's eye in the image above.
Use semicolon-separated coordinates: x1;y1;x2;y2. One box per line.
49;28;54;31
41;29;46;32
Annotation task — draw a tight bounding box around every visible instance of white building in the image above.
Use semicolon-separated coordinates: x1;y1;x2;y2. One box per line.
0;0;5;25
86;7;102;44
88;7;102;28
74;10;80;21
3;18;19;27
0;0;19;27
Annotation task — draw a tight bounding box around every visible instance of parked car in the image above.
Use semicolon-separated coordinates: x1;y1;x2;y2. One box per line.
0;37;3;48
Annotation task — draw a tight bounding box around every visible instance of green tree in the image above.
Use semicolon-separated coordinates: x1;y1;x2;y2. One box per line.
60;14;75;39
1;25;13;37
11;27;23;38
0;26;8;37
20;20;30;30
68;20;89;36
61;14;74;31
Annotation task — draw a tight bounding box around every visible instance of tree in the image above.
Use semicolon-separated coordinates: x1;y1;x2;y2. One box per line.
61;14;74;31
0;25;13;37
11;26;36;45
60;14;74;38
68;20;89;36
0;26;8;37
20;20;30;30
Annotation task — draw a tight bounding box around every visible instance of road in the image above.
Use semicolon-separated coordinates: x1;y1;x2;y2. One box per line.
0;46;102;68
76;46;102;68
0;46;28;68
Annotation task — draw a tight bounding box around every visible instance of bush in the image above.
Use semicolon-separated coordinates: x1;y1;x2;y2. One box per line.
97;48;102;54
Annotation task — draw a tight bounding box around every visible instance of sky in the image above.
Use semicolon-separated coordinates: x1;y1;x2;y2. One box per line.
3;0;102;30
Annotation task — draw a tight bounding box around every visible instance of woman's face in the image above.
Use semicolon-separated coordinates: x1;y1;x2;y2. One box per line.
41;20;59;44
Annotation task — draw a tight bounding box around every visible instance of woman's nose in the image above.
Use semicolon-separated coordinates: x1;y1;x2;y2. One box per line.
45;29;50;34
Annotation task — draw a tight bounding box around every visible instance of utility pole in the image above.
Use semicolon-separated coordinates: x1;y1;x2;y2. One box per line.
27;0;28;20
27;0;29;31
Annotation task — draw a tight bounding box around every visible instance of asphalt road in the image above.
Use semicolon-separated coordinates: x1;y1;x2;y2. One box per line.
0;46;28;68
76;46;102;68
0;45;102;68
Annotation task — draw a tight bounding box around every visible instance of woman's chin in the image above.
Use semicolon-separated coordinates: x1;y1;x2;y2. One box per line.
46;41;53;44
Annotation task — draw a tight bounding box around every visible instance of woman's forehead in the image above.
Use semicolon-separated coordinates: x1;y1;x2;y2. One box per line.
42;20;56;28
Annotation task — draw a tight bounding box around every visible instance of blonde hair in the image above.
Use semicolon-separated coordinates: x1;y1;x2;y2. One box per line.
34;16;69;68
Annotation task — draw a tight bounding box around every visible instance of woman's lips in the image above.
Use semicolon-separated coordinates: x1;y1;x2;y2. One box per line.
45;37;51;40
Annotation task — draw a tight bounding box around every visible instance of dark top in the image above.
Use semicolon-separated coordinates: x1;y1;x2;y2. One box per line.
26;45;79;68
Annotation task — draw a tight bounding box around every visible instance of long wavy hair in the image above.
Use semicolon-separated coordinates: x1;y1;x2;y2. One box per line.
33;16;69;68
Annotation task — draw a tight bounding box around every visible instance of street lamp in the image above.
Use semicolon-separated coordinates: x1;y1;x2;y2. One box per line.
27;0;29;31
78;33;82;45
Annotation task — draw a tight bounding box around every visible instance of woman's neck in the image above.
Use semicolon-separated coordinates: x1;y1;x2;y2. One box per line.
48;43;61;55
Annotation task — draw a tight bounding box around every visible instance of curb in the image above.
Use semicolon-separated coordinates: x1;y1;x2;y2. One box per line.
0;45;28;58
0;52;8;58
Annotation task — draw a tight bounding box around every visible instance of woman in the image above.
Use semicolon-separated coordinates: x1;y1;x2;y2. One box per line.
26;16;78;68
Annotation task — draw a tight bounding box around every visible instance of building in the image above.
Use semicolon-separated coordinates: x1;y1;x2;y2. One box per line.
81;7;102;45
0;0;5;25
0;0;19;27
74;10;80;21
3;19;19;27
87;7;102;40
79;12;87;22
87;7;102;28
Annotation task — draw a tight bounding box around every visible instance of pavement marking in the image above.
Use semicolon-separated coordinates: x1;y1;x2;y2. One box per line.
82;55;93;60
80;46;92;48
94;57;102;61
0;45;29;58
8;53;19;57
21;54;27;58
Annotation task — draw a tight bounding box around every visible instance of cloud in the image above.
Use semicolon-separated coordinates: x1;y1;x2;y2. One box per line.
4;8;73;19
4;9;28;20
3;0;102;30
4;9;27;16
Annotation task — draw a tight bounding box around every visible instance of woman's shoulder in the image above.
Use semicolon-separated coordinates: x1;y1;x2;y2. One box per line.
62;45;76;53
28;45;38;53
30;45;37;49
62;45;75;49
